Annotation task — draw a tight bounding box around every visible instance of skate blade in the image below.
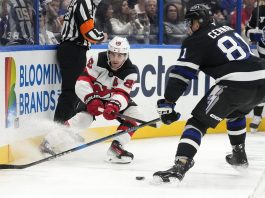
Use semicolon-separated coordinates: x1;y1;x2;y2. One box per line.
40;152;52;158
250;128;258;133
105;156;132;164
151;176;164;185
231;163;249;171
169;177;181;185
151;176;181;186
40;150;56;157
39;147;56;156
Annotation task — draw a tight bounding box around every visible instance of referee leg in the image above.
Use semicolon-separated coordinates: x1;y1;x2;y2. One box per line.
54;42;87;123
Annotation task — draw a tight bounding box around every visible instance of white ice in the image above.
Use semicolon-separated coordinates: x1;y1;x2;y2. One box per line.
0;132;265;198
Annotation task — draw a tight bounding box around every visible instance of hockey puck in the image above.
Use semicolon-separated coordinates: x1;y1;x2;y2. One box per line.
136;176;145;180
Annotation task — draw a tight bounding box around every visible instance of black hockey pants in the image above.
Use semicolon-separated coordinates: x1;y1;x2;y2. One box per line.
54;41;88;123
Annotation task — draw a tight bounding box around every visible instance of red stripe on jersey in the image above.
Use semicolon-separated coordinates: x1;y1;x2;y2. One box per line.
83;67;97;81
78;75;95;88
113;87;130;95
126;120;137;136
112;88;130;103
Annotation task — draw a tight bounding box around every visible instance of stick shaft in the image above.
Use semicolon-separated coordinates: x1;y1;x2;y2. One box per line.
113;112;158;128
256;0;260;28
98;107;159;128
0;118;160;169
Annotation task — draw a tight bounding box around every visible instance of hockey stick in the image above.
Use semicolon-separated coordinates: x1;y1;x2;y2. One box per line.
98;107;160;128
0;118;160;170
114;112;160;128
255;0;262;46
249;170;265;198
256;0;260;28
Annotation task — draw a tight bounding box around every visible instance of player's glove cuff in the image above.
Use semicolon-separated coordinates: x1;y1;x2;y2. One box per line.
157;99;175;115
157;99;180;125
84;93;101;104
84;93;104;116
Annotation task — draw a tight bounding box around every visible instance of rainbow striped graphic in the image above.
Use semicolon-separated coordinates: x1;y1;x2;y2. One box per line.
5;57;17;128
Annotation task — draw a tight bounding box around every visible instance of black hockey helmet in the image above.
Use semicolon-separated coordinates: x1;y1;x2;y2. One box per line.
185;4;213;29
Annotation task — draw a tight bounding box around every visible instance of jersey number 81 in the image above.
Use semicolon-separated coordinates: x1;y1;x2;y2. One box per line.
217;32;252;61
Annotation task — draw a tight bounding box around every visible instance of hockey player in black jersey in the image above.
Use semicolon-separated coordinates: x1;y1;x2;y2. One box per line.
245;0;265;133
153;4;265;183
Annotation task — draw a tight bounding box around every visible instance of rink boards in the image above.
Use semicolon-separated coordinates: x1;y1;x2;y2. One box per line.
0;46;264;164
0;118;264;164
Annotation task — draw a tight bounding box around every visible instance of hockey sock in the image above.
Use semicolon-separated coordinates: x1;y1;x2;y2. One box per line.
118;119;137;136
176;117;207;159
176;125;203;159
227;117;246;146
114;120;137;145
253;105;264;117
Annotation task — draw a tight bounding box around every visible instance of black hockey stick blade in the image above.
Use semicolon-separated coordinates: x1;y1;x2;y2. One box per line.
0;117;160;170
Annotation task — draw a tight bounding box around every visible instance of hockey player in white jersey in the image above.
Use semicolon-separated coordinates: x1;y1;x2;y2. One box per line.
40;36;140;164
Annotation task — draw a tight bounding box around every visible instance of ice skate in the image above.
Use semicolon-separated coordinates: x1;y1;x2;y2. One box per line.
106;140;134;164
250;116;262;133
65;130;85;143
153;158;194;184
39;139;56;156
226;143;249;168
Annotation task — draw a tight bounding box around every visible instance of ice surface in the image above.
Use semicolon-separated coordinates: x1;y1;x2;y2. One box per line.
0;133;265;198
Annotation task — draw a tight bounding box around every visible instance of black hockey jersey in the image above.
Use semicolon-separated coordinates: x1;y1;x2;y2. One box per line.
75;51;138;110
246;5;265;57
165;23;265;102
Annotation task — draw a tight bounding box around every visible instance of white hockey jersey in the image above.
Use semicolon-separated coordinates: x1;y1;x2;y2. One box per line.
75;51;138;110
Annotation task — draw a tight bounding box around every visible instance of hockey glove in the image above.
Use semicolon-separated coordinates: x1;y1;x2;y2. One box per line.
248;29;263;42
85;93;104;116
157;99;180;125
103;101;120;120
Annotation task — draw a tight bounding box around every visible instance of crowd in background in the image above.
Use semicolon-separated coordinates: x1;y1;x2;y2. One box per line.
0;0;257;46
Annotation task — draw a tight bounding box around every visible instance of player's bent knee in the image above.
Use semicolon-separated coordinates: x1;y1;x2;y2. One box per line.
226;116;246;131
186;117;209;136
68;112;94;130
118;119;137;137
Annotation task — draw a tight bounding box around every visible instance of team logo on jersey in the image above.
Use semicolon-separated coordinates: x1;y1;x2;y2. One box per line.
94;81;111;99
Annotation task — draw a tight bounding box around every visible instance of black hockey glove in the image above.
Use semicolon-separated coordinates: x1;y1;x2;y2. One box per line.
157;99;181;125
